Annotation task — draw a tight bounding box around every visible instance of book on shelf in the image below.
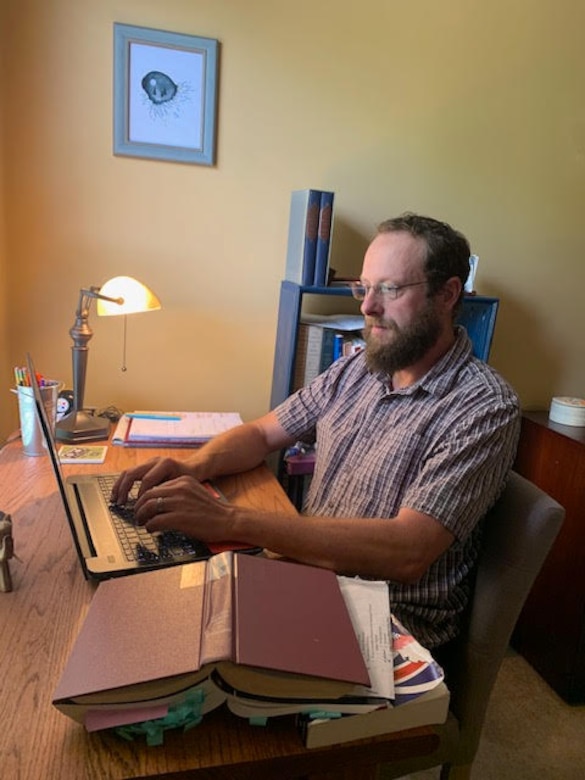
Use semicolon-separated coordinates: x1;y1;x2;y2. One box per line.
313;190;335;286
293;313;365;390
328;277;359;288
293;323;337;389
52;552;370;732
112;411;243;448
284;189;321;286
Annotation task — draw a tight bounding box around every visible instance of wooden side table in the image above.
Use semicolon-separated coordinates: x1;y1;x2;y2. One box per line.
512;411;585;703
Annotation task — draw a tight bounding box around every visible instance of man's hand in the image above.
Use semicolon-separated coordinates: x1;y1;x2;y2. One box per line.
110;457;194;505
131;475;234;540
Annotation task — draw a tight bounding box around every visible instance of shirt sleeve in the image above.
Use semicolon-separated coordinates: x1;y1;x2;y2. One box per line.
274;355;355;445
401;388;521;542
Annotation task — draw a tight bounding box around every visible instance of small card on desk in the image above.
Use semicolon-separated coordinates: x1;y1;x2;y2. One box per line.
58;445;107;464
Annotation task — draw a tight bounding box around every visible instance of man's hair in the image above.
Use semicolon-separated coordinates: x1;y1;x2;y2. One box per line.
376;213;471;310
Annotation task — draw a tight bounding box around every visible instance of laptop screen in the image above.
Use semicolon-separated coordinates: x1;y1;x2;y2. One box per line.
26;353;90;576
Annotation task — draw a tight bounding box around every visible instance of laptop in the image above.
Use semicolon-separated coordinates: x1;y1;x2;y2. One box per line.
26;354;259;580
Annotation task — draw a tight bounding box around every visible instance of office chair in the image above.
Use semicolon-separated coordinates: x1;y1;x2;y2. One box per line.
376;471;564;780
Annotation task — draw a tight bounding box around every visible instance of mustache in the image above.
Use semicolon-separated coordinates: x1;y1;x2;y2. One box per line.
364;317;398;331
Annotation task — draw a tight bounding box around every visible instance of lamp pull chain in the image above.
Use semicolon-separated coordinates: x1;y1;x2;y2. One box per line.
121;315;128;372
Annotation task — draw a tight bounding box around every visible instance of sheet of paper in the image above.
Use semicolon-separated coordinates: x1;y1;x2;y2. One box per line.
337;576;394;700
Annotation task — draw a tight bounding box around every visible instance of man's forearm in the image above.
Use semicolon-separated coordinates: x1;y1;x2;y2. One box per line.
188;419;282;481
226;505;454;583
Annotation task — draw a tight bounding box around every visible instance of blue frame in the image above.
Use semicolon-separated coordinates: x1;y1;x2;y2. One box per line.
457;295;499;362
113;23;219;166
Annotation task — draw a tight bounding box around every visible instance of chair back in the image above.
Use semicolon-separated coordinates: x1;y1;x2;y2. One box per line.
445;471;564;764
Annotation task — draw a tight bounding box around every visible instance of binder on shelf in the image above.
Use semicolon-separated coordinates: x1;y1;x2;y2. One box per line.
284;189;321;286
313;190;335;286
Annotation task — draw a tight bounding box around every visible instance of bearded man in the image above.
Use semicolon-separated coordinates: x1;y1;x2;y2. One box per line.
112;213;520;650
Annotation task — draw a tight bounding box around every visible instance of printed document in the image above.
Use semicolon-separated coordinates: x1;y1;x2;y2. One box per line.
337;576;394;700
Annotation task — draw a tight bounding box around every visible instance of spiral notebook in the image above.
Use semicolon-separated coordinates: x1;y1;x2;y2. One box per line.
112;411;244;448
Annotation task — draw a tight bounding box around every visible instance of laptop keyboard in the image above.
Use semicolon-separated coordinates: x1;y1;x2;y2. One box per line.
97;475;209;565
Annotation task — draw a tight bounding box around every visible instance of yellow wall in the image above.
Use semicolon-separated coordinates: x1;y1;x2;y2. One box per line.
0;2;10;439
1;0;584;444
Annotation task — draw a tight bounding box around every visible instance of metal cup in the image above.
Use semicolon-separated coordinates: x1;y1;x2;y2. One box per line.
15;381;60;457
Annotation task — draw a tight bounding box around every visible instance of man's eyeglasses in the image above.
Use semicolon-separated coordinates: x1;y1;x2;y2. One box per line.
350;280;427;301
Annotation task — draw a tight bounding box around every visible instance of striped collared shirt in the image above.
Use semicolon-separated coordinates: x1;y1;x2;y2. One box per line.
275;327;520;647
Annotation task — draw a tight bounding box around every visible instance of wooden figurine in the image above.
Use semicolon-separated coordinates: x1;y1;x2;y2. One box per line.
0;512;14;592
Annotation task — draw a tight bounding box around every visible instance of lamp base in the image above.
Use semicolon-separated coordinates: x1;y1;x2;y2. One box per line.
55;410;110;443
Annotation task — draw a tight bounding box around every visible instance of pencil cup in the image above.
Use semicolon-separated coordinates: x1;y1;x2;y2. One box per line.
15;381;60;457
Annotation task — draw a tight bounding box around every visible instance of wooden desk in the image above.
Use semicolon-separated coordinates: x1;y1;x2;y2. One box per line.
0;437;437;779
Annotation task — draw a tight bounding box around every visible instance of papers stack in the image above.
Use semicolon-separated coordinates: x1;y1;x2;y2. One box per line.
52;554;448;747
112;411;244;447
549;397;585;427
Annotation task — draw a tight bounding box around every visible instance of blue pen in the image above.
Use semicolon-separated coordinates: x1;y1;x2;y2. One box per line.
126;413;182;421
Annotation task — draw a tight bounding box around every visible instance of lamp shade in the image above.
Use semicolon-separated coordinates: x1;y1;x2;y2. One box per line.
96;276;161;316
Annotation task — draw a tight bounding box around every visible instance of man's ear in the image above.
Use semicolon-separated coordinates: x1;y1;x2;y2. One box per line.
441;277;463;313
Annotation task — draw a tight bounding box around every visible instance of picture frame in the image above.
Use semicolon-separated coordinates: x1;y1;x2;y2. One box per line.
113;23;219;166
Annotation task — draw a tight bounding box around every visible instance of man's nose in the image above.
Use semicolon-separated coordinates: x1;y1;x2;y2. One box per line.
360;287;383;316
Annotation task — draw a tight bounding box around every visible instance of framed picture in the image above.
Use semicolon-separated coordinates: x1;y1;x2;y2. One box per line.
113;23;219;166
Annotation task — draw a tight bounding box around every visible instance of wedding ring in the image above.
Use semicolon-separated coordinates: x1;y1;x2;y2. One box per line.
156;496;164;514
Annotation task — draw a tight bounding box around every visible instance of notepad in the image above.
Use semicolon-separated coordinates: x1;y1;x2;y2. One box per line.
112;411;244;448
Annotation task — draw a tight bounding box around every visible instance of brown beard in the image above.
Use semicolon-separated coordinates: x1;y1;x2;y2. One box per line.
364;300;442;376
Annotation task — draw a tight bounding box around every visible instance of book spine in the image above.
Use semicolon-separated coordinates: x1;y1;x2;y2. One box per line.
303;326;326;385
293;325;335;390
284;189;321;287
313;191;334;286
292;324;310;392
332;333;344;361
319;329;337;373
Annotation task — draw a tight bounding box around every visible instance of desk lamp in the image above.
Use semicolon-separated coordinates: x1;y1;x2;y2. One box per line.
55;276;161;443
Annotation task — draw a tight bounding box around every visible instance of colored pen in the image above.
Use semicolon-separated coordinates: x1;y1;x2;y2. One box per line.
126;413;182;421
